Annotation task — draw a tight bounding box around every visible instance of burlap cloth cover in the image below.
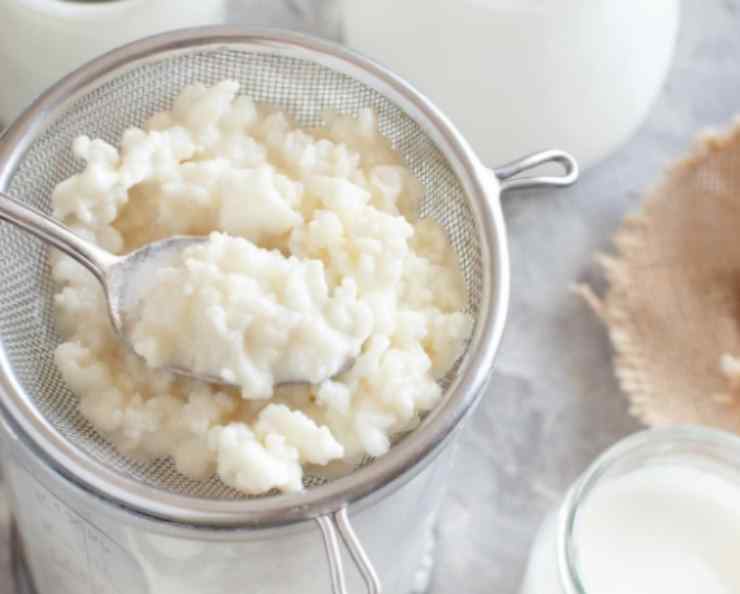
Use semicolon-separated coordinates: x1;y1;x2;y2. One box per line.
581;121;740;431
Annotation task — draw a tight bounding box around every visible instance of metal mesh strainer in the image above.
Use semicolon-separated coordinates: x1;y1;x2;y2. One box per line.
0;28;576;594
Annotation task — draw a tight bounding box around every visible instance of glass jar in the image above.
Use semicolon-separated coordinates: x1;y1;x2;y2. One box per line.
1;410;451;594
0;0;227;126
521;426;740;594
343;0;680;170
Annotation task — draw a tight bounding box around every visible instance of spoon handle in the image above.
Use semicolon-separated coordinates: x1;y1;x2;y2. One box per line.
0;192;119;282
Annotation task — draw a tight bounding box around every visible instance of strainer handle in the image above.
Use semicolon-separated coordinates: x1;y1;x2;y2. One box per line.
493;149;578;192
317;508;382;594
0;192;118;283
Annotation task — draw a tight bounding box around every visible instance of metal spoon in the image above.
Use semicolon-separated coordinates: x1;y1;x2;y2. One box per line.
0;192;352;388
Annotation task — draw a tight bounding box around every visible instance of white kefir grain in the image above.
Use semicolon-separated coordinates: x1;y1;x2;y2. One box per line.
52;80;472;495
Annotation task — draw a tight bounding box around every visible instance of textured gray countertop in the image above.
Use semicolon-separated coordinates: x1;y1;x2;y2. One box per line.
1;1;739;592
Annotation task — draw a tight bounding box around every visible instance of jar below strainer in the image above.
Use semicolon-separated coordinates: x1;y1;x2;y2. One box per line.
0;27;577;593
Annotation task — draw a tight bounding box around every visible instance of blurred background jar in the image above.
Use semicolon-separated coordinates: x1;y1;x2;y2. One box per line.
521;427;740;594
343;0;680;170
0;0;227;126
229;0;341;40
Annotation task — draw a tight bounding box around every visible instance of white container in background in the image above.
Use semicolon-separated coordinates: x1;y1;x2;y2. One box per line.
0;0;227;125
343;0;680;170
521;427;740;594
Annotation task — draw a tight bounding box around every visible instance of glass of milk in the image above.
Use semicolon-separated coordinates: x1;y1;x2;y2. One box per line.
0;0;227;126
521;426;740;594
343;0;680;170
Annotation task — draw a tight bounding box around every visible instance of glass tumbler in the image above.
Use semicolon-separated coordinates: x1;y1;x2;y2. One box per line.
520;426;740;594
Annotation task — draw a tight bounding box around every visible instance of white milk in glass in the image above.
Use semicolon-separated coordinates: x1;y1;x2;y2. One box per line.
343;0;680;169
521;428;740;594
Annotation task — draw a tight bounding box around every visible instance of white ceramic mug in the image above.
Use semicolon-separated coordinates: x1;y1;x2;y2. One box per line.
0;0;227;126
343;0;680;170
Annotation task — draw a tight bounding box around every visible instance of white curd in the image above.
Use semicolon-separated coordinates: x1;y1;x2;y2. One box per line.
130;232;373;399
51;80;472;495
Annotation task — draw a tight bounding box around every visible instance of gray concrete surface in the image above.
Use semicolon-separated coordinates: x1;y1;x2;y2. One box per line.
1;1;738;592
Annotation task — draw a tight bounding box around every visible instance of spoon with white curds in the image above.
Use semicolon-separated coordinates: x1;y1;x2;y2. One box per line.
0;192;354;388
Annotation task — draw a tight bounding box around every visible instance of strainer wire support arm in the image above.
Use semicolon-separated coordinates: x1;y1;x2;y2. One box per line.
317;508;382;594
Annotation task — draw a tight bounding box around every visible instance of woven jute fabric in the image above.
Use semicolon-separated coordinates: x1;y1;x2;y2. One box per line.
580;121;740;431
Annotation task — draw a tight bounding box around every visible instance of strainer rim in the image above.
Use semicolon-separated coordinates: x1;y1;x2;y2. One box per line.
0;26;509;527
